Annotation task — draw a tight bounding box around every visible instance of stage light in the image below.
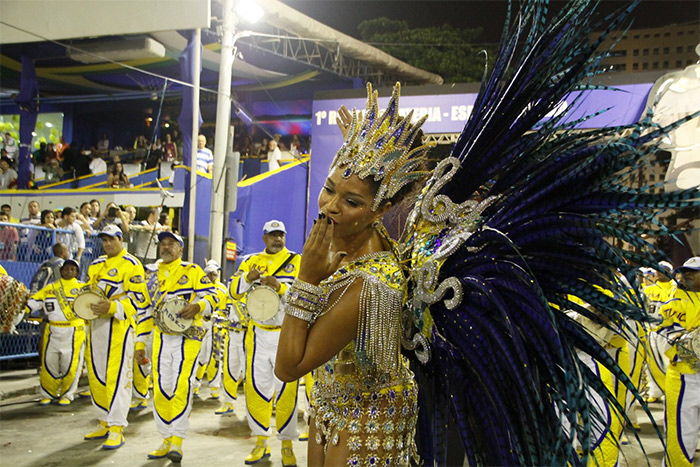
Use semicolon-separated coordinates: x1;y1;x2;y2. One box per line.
236;0;264;24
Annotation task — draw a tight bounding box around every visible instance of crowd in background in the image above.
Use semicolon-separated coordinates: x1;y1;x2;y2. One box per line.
0;199;174;269
0;119;309;190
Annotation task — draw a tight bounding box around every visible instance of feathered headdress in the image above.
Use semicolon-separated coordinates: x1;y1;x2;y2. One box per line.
330;82;433;210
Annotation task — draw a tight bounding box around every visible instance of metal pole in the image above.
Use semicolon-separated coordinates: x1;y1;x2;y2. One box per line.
187;28;201;262
223;124;240;280
209;0;236;266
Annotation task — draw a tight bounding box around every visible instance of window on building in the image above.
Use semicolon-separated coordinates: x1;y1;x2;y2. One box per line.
644;33;650;38
688;46;695;53
677;46;683;53
652;62;659;69
678;31;684;36
653;48;659;55
663;61;669;68
633;63;639;70
643;49;649;56
633;34;640;39
688;60;695;66
642;63;649;70
633;49;639;56
664;32;670;37
654;33;660;38
676;60;682;68
649;174;656;181
609;50;627;57
663;47;670;54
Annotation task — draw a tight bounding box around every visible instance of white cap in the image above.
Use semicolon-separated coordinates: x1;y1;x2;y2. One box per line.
158;231;184;247
677;257;700;273
658;261;673;273
263;220;286;234
204;259;221;273
60;258;80;270
98;224;122;238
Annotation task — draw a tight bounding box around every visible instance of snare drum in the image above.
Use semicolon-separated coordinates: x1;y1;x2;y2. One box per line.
154;297;194;334
72;286;107;320
0;276;28;334
246;285;280;322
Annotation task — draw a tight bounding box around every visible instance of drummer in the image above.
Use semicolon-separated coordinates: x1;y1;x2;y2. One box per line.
83;225;150;450
229;220;302;466
25;259;86;406
134;231;218;463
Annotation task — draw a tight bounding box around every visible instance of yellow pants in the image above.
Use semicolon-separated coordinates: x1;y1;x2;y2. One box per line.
244;325;298;439
86;317;134;427
663;366;700;466
152;331;202;438
222;329;245;403
39;323;86;401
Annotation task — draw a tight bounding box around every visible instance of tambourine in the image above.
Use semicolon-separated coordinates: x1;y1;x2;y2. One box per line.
72;285;107;320
246;285;280;322
0;275;28;333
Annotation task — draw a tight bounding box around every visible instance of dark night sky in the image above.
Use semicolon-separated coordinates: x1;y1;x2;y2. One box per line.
282;1;700;42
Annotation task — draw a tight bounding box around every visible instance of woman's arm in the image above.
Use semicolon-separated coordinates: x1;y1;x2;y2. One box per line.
275;279;361;381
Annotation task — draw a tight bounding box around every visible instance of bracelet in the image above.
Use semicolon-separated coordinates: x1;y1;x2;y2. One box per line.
284;279;326;324
284;303;317;324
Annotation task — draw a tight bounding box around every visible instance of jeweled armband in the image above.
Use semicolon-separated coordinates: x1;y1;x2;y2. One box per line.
284;279;325;324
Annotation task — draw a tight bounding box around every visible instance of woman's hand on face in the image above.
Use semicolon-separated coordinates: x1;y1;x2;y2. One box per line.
298;213;346;285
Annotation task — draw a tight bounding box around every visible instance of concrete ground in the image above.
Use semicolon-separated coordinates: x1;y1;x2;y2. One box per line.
0;367;692;466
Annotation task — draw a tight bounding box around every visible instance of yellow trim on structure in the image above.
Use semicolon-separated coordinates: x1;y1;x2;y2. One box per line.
237;155;309;187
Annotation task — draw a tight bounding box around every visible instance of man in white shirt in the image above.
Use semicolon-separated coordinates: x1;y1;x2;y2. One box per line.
89;154;107;174
2;133;19;160
267;140;282;171
55;207;85;263
21;200;41;225
196;135;214;174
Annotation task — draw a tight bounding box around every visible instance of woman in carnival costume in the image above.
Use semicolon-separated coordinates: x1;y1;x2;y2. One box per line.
276;0;700;465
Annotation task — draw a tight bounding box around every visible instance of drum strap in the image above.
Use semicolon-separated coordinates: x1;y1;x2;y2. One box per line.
53;281;79;321
270;253;297;277
49;319;84;328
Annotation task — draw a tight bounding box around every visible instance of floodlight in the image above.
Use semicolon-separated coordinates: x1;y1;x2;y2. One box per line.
236;0;264;24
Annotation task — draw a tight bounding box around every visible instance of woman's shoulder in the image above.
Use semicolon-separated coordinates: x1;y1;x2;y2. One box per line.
327;250;405;290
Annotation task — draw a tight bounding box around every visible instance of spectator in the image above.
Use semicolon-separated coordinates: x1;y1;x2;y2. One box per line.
289;135;301;154
0;211;19;260
73;148;92;177
29;209;56;261
134;135;149;159
55;207;85;263
196;134;214;174
267;139;282;171
0;157;18;189
90;199;101;220
75;204;93;236
2;133;18;160
21;200;41;225
93;202;130;234
162;133;177;162
89;153;107;174
1;204;19;223
55;136;68;159
107;161;131;188
45;143;57;162
159;212;172;232
61;144;80;177
97;133;110;153
256;138;269;157
42;158;64;183
33;142;47;165
132;208;163;263
29;243;69;294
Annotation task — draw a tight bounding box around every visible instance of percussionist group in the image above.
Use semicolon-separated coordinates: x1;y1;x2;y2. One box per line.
24;219;305;465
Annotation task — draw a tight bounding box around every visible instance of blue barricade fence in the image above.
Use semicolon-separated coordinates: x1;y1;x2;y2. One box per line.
0;221;104;360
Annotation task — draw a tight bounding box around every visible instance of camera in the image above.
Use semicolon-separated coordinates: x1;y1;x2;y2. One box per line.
108;207;119;217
